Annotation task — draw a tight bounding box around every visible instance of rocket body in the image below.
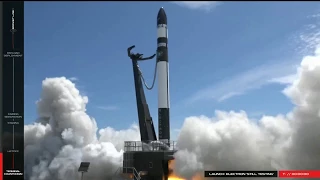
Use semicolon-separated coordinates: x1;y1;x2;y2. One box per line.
157;8;170;142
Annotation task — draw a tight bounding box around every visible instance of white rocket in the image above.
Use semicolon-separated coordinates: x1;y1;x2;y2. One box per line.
156;7;170;143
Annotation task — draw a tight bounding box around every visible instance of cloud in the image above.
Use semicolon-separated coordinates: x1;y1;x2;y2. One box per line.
174;45;320;179
187;21;320;104
291;17;320;55
269;74;298;85
69;77;78;81
307;12;320;19
172;1;220;11
24;40;320;179
218;92;244;102
97;105;119;111
187;61;297;103
24;77;140;180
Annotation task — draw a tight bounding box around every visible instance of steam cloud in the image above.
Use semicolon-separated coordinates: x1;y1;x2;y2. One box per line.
25;46;320;180
174;46;320;179
24;78;140;180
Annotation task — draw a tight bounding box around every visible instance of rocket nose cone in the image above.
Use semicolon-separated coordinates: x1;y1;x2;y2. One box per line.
157;7;167;25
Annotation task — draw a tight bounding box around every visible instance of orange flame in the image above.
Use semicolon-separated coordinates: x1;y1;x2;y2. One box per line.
168;176;186;180
168;160;204;180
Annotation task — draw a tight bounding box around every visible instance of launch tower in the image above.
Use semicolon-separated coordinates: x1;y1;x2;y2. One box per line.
113;8;175;180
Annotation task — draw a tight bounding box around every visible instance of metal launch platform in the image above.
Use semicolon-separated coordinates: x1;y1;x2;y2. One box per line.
113;140;177;180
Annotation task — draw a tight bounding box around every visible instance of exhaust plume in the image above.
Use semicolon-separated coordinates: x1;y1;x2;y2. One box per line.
173;46;320;179
24;77;140;180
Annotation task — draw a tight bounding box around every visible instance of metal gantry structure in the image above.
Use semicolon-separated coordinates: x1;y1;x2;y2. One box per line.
113;45;175;180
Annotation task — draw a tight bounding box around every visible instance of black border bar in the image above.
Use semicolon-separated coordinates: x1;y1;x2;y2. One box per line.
0;1;3;153
2;2;24;180
0;1;3;179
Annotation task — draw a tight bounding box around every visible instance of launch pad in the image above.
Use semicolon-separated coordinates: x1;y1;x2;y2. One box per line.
121;140;176;180
114;7;172;180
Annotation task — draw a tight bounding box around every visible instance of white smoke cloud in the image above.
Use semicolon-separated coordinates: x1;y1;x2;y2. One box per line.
172;1;220;11
25;45;320;180
173;45;320;179
24;77;140;180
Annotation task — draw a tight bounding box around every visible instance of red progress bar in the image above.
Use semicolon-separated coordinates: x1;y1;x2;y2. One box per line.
12;153;14;169
279;170;320;178
0;153;3;180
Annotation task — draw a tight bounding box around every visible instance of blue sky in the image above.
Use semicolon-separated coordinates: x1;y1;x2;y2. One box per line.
24;2;320;137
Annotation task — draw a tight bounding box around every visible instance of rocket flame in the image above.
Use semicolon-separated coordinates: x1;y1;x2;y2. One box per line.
168;176;185;180
168;160;203;180
168;160;185;180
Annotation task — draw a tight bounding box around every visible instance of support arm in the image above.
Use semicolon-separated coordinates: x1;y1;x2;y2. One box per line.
139;54;156;61
128;45;156;61
128;46;157;142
